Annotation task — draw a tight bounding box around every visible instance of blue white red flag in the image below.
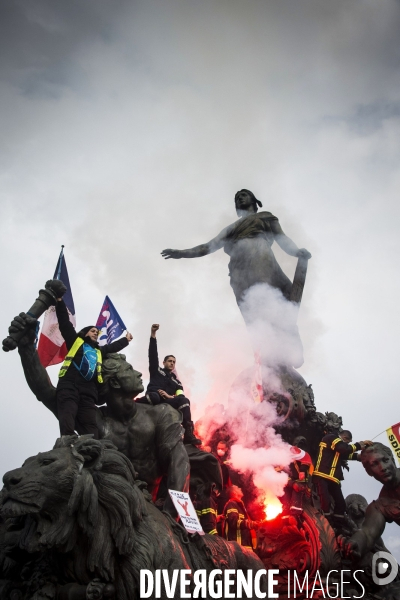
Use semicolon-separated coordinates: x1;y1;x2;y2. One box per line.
37;246;76;367
96;296;126;346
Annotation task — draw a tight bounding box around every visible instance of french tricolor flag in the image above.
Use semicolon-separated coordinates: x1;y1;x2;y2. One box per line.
37;247;76;367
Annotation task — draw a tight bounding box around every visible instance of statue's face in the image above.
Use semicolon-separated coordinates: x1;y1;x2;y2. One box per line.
115;358;144;397
351;500;367;519
235;191;254;211
364;451;397;484
1;447;77;520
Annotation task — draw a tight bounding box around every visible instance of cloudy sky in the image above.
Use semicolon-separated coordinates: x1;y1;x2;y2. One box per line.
1;0;400;556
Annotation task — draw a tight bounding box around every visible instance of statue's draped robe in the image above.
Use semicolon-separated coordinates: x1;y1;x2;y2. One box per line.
224;211;292;304
223;212;303;367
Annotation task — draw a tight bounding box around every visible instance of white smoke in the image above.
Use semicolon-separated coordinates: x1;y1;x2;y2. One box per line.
230;444;291;498
194;280;309;509
240;283;304;369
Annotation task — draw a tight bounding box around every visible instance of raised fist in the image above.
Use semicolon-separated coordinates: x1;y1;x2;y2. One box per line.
45;279;67;299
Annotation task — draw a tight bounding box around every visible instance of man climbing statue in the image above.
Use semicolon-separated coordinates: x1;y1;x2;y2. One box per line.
54;284;133;439
145;323;201;446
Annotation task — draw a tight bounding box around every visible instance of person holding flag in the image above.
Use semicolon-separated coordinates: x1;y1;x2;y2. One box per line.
54;282;133;439
96;295;127;346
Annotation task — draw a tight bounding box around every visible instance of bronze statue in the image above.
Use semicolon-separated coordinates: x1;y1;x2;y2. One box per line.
341;443;400;559
1;436;267;600
2;280;61;353
9;312;190;516
162;189;311;368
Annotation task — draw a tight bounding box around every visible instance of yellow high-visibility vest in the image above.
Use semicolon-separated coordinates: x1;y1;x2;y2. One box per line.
58;337;103;383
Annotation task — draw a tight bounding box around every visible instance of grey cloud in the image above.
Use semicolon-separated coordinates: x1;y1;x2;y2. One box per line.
323;100;400;135
0;0;127;93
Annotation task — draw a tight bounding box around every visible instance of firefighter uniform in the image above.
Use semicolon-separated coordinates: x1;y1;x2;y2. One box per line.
217;461;232;516
281;451;314;514
223;499;257;550
313;433;361;524
194;496;218;535
56;299;129;439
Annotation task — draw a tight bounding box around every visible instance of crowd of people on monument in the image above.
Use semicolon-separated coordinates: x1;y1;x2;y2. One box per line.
5;288;400;562
49;295;383;547
2;190;400;600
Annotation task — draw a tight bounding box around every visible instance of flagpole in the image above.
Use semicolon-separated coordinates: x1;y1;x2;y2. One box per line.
372;429;387;441
55;245;64;280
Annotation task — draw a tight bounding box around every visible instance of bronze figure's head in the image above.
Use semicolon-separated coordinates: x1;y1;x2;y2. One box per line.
234;189;263;216
360;442;397;484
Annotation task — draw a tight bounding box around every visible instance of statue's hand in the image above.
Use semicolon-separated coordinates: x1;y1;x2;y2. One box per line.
297;248;312;260
86;579;115;600
9;313;38;347
337;534;362;561
45;279;67;299
161;248;183;260
86;578;115;600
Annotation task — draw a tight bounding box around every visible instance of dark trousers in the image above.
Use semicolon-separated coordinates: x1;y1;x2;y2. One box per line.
146;392;191;425
281;480;304;511
314;475;346;516
57;384;99;440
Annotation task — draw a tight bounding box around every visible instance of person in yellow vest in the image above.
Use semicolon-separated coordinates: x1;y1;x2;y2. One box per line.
55;297;133;439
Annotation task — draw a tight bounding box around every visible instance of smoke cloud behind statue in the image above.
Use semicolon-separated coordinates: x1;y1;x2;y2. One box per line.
162;190;311;368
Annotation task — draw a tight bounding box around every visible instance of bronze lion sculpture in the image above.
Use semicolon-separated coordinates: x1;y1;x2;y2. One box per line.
1;436;266;600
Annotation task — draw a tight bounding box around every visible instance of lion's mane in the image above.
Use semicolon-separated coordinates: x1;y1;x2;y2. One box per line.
21;436;155;600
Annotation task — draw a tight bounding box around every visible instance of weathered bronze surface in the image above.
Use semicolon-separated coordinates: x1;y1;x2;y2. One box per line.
0;436;267;600
162;190;311;368
341;443;400;560
9;312;190;516
162;190;311;304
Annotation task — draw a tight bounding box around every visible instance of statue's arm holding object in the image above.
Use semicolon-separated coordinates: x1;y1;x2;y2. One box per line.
9;313;58;416
161;225;231;259
270;219;312;260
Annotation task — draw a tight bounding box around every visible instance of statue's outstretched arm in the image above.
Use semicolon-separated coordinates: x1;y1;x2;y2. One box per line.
10;313;58;417
161;225;230;260
271;219;312;260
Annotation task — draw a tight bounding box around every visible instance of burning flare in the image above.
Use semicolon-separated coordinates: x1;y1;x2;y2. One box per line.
264;497;283;521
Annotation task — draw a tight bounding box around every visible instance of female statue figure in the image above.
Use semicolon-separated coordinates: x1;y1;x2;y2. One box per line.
162;190;311;368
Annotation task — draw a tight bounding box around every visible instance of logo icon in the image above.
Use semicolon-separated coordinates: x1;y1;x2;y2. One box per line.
372;551;398;586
